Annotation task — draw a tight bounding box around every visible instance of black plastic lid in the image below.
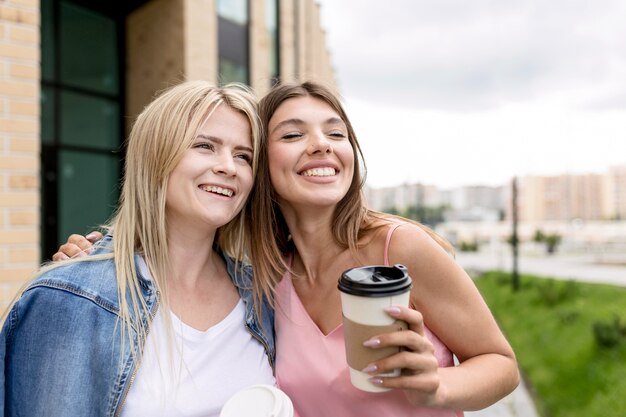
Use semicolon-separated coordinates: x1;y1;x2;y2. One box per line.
338;264;412;297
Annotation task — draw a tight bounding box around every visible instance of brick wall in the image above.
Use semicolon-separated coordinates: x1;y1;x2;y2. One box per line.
0;0;336;311
0;0;40;309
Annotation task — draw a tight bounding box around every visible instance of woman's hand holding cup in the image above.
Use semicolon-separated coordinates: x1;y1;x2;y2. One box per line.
362;306;442;407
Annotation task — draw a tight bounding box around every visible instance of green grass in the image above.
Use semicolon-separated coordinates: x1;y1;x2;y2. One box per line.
475;272;626;417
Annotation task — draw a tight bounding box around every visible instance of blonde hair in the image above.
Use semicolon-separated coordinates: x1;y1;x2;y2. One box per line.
249;82;452;299
3;81;261;359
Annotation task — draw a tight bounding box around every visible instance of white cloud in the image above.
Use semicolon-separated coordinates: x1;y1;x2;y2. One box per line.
317;0;626;187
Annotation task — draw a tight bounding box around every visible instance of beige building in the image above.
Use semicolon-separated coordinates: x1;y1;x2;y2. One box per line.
518;172;617;222
606;165;626;220
0;0;335;307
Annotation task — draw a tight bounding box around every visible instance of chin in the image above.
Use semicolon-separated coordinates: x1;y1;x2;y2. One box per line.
303;194;346;208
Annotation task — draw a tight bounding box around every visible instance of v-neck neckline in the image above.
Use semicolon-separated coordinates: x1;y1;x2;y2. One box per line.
284;270;343;338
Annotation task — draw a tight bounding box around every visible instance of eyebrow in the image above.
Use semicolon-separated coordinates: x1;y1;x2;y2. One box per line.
270;117;345;135
196;134;253;153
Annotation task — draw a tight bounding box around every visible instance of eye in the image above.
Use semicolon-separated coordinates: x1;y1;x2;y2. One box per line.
281;132;303;140
328;130;347;139
235;153;253;164
194;142;215;151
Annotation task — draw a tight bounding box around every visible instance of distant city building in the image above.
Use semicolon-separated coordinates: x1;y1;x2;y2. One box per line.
366;183;504;222
516;169;625;222
0;0;335;306
365;183;441;212
366;165;626;224
607;165;626;220
443;185;504;222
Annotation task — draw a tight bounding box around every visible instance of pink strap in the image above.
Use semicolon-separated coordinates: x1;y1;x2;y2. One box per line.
383;223;404;266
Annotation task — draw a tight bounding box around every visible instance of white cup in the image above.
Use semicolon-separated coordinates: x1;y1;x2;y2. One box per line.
338;264;412;392
219;384;294;417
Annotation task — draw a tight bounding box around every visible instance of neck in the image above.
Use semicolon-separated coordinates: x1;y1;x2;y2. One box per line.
281;204;346;283
166;223;220;287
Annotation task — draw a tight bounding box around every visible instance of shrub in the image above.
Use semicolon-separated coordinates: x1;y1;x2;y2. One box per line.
545;233;562;254
536;279;579;306
592;315;626;348
531;229;562;254
533;229;546;243
459;240;479;252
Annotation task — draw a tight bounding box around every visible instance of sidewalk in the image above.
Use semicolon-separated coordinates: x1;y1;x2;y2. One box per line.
456;250;626;287
465;378;539;417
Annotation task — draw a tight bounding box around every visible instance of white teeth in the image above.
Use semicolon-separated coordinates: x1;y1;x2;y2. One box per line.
200;185;234;197
301;167;336;177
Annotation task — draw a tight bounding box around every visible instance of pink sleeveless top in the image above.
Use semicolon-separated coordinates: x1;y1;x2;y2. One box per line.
275;224;463;417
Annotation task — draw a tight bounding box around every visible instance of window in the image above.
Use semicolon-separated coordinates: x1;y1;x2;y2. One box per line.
217;0;249;84
40;0;123;259
266;0;280;85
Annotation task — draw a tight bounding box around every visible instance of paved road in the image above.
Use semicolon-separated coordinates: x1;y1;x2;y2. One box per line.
454;251;626;417
456;251;626;287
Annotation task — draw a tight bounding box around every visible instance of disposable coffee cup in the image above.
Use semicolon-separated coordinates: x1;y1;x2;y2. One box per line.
338;264;412;392
219;384;293;417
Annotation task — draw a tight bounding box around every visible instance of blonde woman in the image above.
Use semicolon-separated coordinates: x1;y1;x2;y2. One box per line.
0;81;275;416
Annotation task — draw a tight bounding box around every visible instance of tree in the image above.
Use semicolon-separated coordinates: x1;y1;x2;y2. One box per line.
403;204;448;226
383;206;400;215
544;233;562;254
533;229;546;243
532;229;561;254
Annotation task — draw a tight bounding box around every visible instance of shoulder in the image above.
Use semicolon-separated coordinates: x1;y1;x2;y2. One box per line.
389;221;446;249
25;257;121;313
385;221;456;274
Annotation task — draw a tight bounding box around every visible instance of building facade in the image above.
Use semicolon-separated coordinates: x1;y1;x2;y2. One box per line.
365;182;504;223
606;165;626;220
518;171;618;223
365;182;441;213
366;166;626;225
0;0;335;307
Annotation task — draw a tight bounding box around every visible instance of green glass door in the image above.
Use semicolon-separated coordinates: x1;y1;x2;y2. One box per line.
40;0;123;259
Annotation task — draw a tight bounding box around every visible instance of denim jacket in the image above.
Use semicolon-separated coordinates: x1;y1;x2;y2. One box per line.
0;235;275;417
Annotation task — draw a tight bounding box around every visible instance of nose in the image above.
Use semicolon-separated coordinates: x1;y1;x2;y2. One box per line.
213;152;237;176
307;131;332;155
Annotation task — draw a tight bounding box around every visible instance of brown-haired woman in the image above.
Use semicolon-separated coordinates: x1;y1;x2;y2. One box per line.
248;81;519;416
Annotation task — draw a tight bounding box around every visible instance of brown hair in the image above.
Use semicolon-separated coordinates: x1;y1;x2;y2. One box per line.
249;81;452;305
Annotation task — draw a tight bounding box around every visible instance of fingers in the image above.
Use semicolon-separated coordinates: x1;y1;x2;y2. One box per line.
51;249;71;261
51;243;85;261
51;233;98;261
365;349;438;376
361;305;440;395
369;371;440;399
362;306;428;352
85;231;103;243
362;327;436;377
67;234;95;253
384;306;425;336
362;340;440;395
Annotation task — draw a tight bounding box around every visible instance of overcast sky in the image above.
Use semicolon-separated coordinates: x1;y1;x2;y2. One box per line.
316;0;626;189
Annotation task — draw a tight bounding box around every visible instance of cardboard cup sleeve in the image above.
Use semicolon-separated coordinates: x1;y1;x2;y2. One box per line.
342;316;408;370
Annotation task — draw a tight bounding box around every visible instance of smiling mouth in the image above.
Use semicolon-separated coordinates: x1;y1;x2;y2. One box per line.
300;168;337;177
199;185;234;197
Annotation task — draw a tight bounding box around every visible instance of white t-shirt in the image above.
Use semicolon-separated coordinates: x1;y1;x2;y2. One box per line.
121;260;275;417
